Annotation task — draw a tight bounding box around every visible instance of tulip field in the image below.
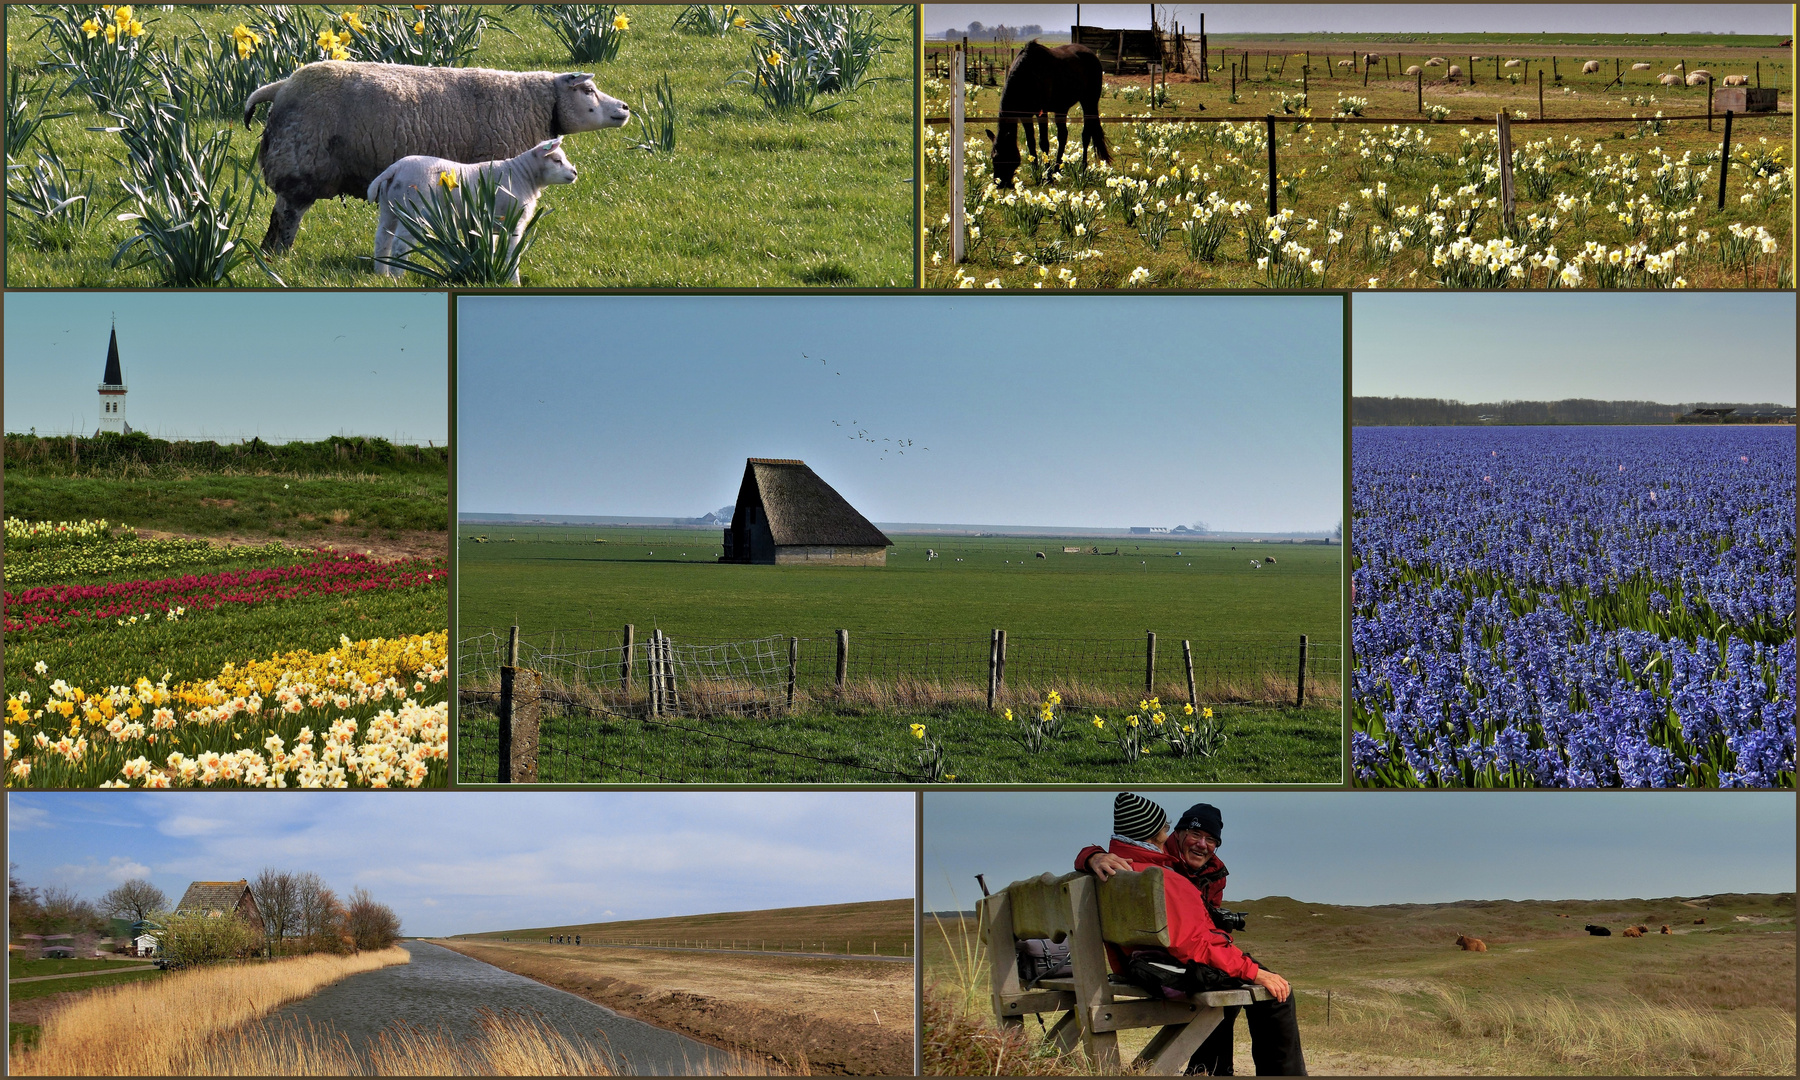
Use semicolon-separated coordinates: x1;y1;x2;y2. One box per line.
4;518;449;789
1350;425;1796;788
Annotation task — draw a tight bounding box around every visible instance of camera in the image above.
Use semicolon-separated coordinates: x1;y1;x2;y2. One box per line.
1209;904;1247;932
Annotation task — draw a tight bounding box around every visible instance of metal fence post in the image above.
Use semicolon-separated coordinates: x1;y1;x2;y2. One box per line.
1145;631;1157;695
836;629;849;692
1183;639;1197;709
787;636;799;713
498;624;519;783
1295;634;1309;707
621;623;634;692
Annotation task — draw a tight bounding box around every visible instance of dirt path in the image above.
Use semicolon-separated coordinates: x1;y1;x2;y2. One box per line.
134;528;448;562
432;940;912;1076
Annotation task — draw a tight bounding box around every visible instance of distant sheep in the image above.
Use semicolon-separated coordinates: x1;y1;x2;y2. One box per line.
1426;57;1445;67
1363;53;1381;65
1721;74;1749;86
1622;926;1644;938
1455;935;1488;952
1035;551;1047;559
1585;924;1612;936
1690;68;1713;80
1337;59;1353;69
1505;59;1522;69
1686;71;1711;86
245;61;630;251
1264;556;1277;564
1447;65;1463;80
369;137;579;283
1631;62;1652;71
1581;60;1602;74
1405;65;1423;76
1659;73;1683;86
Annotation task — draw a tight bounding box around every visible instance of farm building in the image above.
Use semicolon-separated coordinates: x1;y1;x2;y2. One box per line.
720;458;892;566
176;879;261;924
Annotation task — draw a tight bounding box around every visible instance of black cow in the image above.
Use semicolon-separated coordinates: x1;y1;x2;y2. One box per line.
1584;924;1612;936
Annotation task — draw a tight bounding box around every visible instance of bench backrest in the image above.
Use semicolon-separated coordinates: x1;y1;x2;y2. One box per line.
996;868;1170;949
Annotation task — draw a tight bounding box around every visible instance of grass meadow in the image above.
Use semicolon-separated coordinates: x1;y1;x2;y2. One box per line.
924;33;1792;289
925;891;1797;1075
4;3;915;288
458;897;913;953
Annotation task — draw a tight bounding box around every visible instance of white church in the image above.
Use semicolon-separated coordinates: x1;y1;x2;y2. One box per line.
96;324;133;436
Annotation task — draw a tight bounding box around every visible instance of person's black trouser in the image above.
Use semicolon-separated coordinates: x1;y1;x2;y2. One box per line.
1188;1004;1237;1074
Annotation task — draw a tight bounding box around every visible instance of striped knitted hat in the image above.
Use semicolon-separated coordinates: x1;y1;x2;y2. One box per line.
1113;792;1168;842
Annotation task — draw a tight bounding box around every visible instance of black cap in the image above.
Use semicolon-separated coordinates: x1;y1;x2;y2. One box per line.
1174;803;1223;842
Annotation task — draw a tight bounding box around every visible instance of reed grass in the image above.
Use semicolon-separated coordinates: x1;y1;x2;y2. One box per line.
7;947;410;1076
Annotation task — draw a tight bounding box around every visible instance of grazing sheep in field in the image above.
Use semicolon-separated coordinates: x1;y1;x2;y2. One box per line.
1264;556;1276;564
1631;62;1652;71
1426;57;1445;67
369;137;579;283
1447;65;1463;80
1623;926;1644;938
1686;71;1711;86
1035;551;1047;559
1505;59;1522;68
1689;68;1713;80
1585;924;1612;936
245;61;630;252
1581;60;1602;74
1363;53;1381;65
1455;935;1488;952
1722;74;1749;86
1659;73;1683;86
1405;65;1423;76
1337;59;1353;69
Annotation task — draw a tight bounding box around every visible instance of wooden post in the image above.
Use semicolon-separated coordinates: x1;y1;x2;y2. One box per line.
1468;54;1475;86
1295;634;1309;707
1265;115;1277;217
1065;875;1121;1070
1384;56;1390;81
1494;55;1500;80
1717;110;1734;209
647;630;661;717
497;624;520;783
997;628;1008;690
1301;64;1308;102
835;629;849;692
1231;61;1236;97
1144;631;1157;695
1496;111;1516;230
1416;69;1423;114
950;41;966;263
987;628;1000;710
621;623;634;691
1364;57;1370;87
1538;69;1544;118
786;636;798;712
1183;639;1197;709
1116;30;1124;74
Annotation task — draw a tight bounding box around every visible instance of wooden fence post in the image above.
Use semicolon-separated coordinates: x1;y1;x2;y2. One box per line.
1144;631;1157;695
997;628;1008;690
1416;69;1423;114
1707;76;1714;131
1717;110;1734;209
497;624;519;783
621;623;634;691
993;630;1008;712
950;40;966;263
1265;115;1277;218
836;629;849;692
1496;111;1516;230
1538;69;1544;119
1295;634;1309;707
1183;639;1197;708
786;636;798;713
1301;63;1308;102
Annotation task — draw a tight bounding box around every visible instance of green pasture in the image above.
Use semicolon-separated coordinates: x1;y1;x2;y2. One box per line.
924;38;1793;290
456;525;1341;643
4;4;915;288
4;472;449;538
456;699;1341;784
7;957;153;979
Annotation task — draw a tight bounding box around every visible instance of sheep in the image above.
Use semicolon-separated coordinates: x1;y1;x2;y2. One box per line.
1035;551;1047;559
1426;56;1445;67
369;137;578;283
1581;60;1602;74
1405;65;1423;76
1264;556;1277;564
1659;73;1683;86
1454;935;1488;952
1363;53;1381;65
1447;64;1463;80
1685;71;1710;86
1505;59;1522;68
1631;62;1652;71
1689;68;1713;80
1721;74;1749;86
1336;59;1353;69
245;61;630;252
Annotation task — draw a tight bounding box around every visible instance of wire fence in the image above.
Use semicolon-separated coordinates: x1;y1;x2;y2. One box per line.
456;625;1341;784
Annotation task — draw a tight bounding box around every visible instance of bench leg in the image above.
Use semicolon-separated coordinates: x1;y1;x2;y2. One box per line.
1046;1010;1080;1054
1136;1006;1226;1076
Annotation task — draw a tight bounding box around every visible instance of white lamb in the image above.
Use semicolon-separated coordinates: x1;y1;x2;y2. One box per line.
1581;60;1602;74
368;136;578;282
1631;62;1652;71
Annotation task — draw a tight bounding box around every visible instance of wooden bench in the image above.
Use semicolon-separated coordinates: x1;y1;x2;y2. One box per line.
979;868;1272;1074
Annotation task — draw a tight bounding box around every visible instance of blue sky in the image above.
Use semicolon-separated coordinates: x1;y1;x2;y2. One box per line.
927;5;1793;36
457;295;1344;533
2;293;448;443
1354;293;1797;405
7;792;914;938
924;791;1796;910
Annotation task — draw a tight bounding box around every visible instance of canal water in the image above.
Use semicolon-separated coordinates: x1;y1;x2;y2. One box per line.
257;940;737;1075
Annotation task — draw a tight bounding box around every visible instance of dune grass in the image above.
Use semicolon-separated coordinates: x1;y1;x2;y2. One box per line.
3;4;915;288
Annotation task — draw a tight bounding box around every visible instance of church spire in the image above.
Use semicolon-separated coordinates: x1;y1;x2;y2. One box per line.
102;321;124;387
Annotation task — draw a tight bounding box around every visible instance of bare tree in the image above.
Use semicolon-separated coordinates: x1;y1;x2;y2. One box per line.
9;863;42;932
252;869;300;956
345;887;403;952
37;885;105;937
295;873;349;954
100;879;169;925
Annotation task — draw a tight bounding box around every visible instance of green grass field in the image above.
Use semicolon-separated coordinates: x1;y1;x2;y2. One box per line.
5;472;448;538
926;892;1797;1075
457;525;1340;642
925;36;1792;289
7;957;154;979
4;3;914;288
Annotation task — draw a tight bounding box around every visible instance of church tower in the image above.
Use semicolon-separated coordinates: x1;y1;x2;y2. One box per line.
96;323;130;436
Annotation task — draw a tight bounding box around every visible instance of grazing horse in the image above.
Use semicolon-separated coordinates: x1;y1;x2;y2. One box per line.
985;41;1110;187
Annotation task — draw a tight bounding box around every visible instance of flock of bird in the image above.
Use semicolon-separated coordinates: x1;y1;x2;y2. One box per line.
808;353;926;458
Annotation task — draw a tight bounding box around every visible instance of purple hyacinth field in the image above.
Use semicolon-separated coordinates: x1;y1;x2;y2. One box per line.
1352;425;1796;788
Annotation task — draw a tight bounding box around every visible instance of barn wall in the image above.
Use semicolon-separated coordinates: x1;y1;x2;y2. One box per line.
772;546;888;566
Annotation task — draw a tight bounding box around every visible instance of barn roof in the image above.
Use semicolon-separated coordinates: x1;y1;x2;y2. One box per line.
740;459;891;549
176;880;252;917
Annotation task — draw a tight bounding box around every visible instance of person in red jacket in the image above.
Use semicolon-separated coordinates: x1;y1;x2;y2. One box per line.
1077;797;1305;1076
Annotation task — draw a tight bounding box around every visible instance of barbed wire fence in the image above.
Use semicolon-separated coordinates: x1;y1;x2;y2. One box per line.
458;624;1341;784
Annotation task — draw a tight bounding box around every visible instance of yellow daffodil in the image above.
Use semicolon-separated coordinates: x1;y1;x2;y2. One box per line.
1183;703;1195;716
125;18;143;37
1002;707;1012;722
113;5;134;27
1091;716;1105;729
767;49;783;67
343;9;364;33
104;23;119;42
81;18;101;37
437;171;458;190
317;28;336;48
413;20;424;34
731;15;745;27
611;12;629;31
910;723;926;740
1127;716;1140;728
1203;707;1214;719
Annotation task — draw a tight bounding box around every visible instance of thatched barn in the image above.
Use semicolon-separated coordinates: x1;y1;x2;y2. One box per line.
720;458;891;566
176;879;261;924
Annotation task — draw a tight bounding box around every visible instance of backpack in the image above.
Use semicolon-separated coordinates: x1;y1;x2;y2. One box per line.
1124;950;1250;997
1015;937;1073;983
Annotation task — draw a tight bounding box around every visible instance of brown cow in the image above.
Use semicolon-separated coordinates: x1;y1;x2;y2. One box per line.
1623;927;1644;938
1455;935;1488;952
1660;925;1672;934
1695;917;1706;924
1634;925;1649;934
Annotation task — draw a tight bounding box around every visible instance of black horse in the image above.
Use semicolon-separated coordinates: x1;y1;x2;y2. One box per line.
984;41;1110;187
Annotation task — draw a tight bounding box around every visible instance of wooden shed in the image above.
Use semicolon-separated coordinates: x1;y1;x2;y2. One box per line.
176;879;261;925
720;458;891;566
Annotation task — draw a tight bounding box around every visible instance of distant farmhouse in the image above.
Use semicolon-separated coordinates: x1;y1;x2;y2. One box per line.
176;879;261;924
720;458;891;566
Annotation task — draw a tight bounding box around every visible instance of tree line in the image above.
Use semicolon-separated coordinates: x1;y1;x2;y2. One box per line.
1352;396;1798;426
8;864;401;967
2;431;449;475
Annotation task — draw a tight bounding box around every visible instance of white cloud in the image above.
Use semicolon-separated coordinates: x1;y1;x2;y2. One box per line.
47;855;153;890
7;803;52;830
